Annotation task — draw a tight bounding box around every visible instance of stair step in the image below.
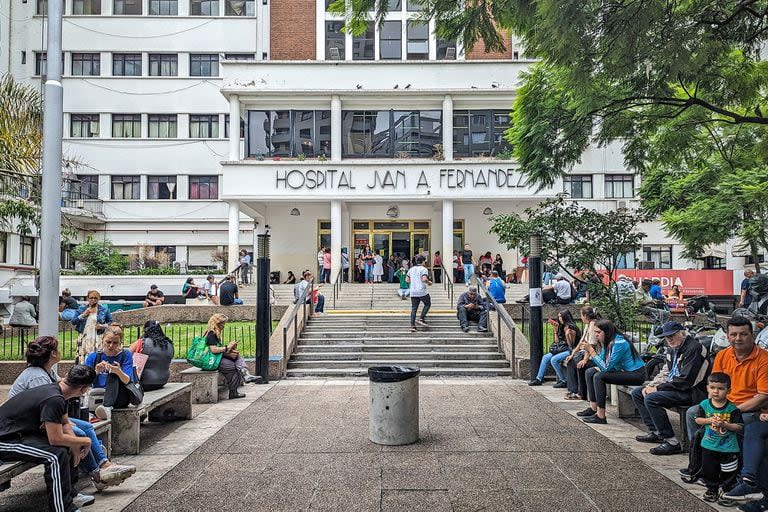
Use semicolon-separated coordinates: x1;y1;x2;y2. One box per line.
291;352;505;361
298;337;493;345
295;344;499;352
287;359;511;369
285;368;515;377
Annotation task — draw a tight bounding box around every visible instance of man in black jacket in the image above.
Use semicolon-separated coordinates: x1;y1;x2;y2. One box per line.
631;321;708;455
456;287;489;332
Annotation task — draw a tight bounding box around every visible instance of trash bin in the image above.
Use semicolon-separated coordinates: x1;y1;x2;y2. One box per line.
368;365;420;445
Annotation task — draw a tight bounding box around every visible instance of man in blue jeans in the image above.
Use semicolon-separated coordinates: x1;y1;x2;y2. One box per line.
460;244;474;285
631;321;707;455
723;411;768;507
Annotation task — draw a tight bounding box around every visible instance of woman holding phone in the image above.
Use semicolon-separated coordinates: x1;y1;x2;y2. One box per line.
204;314;258;399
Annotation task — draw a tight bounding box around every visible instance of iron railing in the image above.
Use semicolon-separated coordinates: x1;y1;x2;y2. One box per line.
475;277;517;378
282;277;314;377
440;264;454;307
0;322;258;361
331;268;343;309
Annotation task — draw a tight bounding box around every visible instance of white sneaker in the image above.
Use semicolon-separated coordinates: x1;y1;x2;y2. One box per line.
94;405;111;420
98;463;137;487
73;492;95;508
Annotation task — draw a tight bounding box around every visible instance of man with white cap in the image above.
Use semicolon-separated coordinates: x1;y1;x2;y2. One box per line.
542;274;572;304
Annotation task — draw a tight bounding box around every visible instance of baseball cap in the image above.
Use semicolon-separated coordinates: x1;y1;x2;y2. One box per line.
150;284;158;289
658;321;685;337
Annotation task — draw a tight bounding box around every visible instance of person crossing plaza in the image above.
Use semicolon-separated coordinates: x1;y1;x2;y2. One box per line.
406;255;432;332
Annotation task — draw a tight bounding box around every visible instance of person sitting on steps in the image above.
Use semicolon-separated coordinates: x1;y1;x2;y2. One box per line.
456;286;489;333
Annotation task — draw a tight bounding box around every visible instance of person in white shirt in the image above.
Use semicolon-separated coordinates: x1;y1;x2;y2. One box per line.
406;255;432;332
372;252;384;283
202;274;219;305
542;273;572;304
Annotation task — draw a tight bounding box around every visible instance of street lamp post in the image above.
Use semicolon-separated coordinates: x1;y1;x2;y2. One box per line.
254;231;271;383
39;0;64;337
528;234;543;378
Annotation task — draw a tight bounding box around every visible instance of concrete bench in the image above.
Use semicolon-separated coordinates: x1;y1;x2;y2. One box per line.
185;298;214;306
614;384;690;450
0;420;111;492
180;367;228;404
112;383;192;455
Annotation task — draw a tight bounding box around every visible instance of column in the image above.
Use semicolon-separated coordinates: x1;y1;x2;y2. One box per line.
330;199;342;283
442;199;453;279
331;95;342;162
442;95;453;161
227;200;240;274
228;95;240;161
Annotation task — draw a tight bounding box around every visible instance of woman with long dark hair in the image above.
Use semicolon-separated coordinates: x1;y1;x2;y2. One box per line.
529;309;581;387
362;244;375;284
132;320;174;391
578;319;645;424
564;306;600;400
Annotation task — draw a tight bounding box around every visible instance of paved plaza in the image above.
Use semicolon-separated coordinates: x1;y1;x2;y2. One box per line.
2;378;721;512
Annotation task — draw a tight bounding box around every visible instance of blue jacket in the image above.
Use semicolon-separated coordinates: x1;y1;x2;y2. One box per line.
591;335;644;372
487;278;506;302
650;284;664;301
72;304;113;333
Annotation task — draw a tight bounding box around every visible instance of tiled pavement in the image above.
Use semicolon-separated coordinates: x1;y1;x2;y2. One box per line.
117;378;716;512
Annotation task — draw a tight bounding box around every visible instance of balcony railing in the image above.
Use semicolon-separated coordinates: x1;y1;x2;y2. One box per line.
0;175;103;216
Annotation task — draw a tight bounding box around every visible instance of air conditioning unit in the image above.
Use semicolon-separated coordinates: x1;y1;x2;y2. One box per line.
616;200;627;210
328;47;341;61
638;261;655;270
445;47;456;60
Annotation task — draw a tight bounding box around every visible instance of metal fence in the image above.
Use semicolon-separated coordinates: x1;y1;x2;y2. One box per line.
0;323;258;361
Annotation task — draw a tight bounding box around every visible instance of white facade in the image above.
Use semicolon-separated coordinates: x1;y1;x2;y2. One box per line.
0;0;753;293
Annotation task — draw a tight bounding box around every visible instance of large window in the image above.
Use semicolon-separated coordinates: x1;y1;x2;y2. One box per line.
605;174;634;199
154;245;177;264
453;110;511;157
70;114;100;138
149;54;178;76
352;22;375;60
342;110;442;158
71;53;101;76
37;0;47;14
72;0;101;14
150;0;178;14
225;0;253;15
190;0;218;15
189;176;218;199
147;176;177;199
0;233;7;263
190;54;219;77
563;175;593;199
148;114;177;138
35;52;47;75
189;114;219;138
76;175;99;198
406;22;429;60
224;114;246;139
643;245;672;269
407;0;423;11
114;0;142;14
325;21;346;60
111;176;140;200
112;53;142;76
61;243;75;270
223;53;256;61
247;110;331;158
380;21;402;60
20;236;35;266
112;114;141;138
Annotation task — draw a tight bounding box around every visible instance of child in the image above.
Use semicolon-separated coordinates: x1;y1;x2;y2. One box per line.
394;265;410;300
695;372;744;503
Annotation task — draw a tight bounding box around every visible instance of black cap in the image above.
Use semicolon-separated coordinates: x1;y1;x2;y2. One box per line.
658;321;685;337
150;284;158;289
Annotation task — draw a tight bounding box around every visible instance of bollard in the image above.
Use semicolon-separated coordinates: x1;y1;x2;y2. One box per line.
368;366;420;445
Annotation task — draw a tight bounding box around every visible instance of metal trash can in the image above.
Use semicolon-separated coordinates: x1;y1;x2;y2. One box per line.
368;366;420;445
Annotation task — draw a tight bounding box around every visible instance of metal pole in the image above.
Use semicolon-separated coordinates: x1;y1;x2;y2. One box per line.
528;234;543;379
38;0;64;338
254;232;270;383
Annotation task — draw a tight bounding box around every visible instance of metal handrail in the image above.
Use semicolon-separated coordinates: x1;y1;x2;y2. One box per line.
440;263;454;307
282;277;314;377
475;276;518;378
331;268;343;309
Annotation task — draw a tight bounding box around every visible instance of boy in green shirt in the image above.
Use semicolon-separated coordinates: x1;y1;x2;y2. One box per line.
695;372;744;503
395;266;410;300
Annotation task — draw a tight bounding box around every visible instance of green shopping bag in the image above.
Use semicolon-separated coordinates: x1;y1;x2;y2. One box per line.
186;335;223;371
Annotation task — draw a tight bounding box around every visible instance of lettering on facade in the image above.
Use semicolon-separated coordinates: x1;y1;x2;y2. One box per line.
275;168;527;191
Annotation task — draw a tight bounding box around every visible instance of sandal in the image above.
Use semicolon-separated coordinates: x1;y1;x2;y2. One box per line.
564;393;582;400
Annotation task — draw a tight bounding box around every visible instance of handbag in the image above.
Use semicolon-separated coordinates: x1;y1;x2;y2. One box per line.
222;349;240;361
96;350;144;406
129;338;150;378
186;334;223;371
549;340;570;355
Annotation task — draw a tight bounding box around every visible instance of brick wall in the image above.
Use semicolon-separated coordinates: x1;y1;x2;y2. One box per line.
270;0;317;60
465;31;513;60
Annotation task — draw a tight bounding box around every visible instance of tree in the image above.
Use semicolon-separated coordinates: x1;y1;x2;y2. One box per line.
490;196;651;326
71;237;128;275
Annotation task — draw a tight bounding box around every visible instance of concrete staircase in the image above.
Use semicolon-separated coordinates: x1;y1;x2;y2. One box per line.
285;313;514;377
330;283;455;311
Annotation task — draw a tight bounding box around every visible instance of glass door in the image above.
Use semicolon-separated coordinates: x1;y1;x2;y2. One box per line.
391;232;411;264
412;232;430;266
373;233;390;260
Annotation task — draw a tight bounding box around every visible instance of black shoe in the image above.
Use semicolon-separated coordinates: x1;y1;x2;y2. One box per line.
650;441;682;456
703;489;720;503
635;433;665;444
679;467;694;477
576;407;597;417
229;392;246;399
553;381;567;389
582;415;607;424
527;379;542;386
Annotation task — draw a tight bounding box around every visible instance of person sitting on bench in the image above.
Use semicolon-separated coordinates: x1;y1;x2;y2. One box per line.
84;325;137;414
456;287;489;333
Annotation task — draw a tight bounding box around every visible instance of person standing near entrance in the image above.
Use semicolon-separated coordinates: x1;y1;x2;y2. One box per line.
341;248;350;283
362;245;375;284
432;251;442;283
461;244;475;285
317;247;325;278
406;255;432;332
372;252;384;283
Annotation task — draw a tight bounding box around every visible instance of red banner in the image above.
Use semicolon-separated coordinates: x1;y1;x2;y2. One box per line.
612;270;735;296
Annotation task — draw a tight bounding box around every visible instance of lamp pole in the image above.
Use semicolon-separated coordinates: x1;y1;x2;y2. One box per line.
38;0;64;337
254;230;271;383
528;234;543;378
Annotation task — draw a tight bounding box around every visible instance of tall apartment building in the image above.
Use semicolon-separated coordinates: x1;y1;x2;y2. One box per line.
0;0;752;291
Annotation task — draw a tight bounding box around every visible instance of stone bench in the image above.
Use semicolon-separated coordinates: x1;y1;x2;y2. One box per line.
0;420;111;492
185;298;214;306
614;384;690;450
180;367;229;404
112;383;192;455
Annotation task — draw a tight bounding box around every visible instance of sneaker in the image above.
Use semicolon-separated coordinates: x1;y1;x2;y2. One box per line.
416;318;428;327
680;467;694;477
650;441;683;456
478;327;489;332
461;326;469;332
527;379;542;387
99;463;137;486
739;499;768;512
576;407;597;417
719;495;739;507
94;405;111;421
229;392;246;399
725;481;763;502
703;489;720;503
73;492;95;508
636;433;665;444
410;326;417;332
582;415;607;424
553;381;567;389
